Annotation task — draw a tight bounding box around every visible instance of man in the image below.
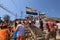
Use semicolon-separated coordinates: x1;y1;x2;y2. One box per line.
29;20;31;27
39;19;43;31
0;22;10;40
46;20;57;40
15;19;25;40
56;21;60;35
13;21;18;40
35;18;40;28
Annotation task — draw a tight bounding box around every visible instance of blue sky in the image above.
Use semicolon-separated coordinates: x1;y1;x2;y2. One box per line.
0;0;60;20
26;0;60;17
0;0;26;20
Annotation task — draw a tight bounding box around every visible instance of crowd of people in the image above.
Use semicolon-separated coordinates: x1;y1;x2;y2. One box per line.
0;17;60;40
28;17;60;40
0;19;27;40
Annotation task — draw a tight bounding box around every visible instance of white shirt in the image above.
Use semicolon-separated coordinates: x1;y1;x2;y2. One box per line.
35;20;40;28
35;20;40;25
29;20;31;23
57;23;60;29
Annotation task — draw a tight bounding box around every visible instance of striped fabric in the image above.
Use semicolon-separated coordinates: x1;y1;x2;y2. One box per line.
26;7;38;15
26;7;32;12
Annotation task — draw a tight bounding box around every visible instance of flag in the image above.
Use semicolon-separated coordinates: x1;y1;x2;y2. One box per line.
26;7;32;12
26;7;38;15
40;12;45;15
32;9;37;13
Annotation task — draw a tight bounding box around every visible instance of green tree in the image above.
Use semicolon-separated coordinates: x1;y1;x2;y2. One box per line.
3;15;10;23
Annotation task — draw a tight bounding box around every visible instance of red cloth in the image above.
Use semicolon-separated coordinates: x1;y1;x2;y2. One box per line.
46;21;55;31
16;36;25;40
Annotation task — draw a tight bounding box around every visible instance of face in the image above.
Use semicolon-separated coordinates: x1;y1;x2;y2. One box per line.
21;20;23;23
2;23;7;27
16;21;19;24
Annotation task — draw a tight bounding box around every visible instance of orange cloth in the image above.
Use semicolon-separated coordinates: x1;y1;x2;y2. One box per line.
0;29;9;40
16;36;25;40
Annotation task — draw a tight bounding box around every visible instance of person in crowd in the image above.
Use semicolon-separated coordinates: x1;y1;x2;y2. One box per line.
39;19;43;31
0;22;10;40
46;20;57;40
13;21;18;40
35;18;40;28
0;23;2;29
56;21;60;35
31;19;35;27
13;22;17;32
29;20;31;27
15;19;26;40
24;19;29;26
